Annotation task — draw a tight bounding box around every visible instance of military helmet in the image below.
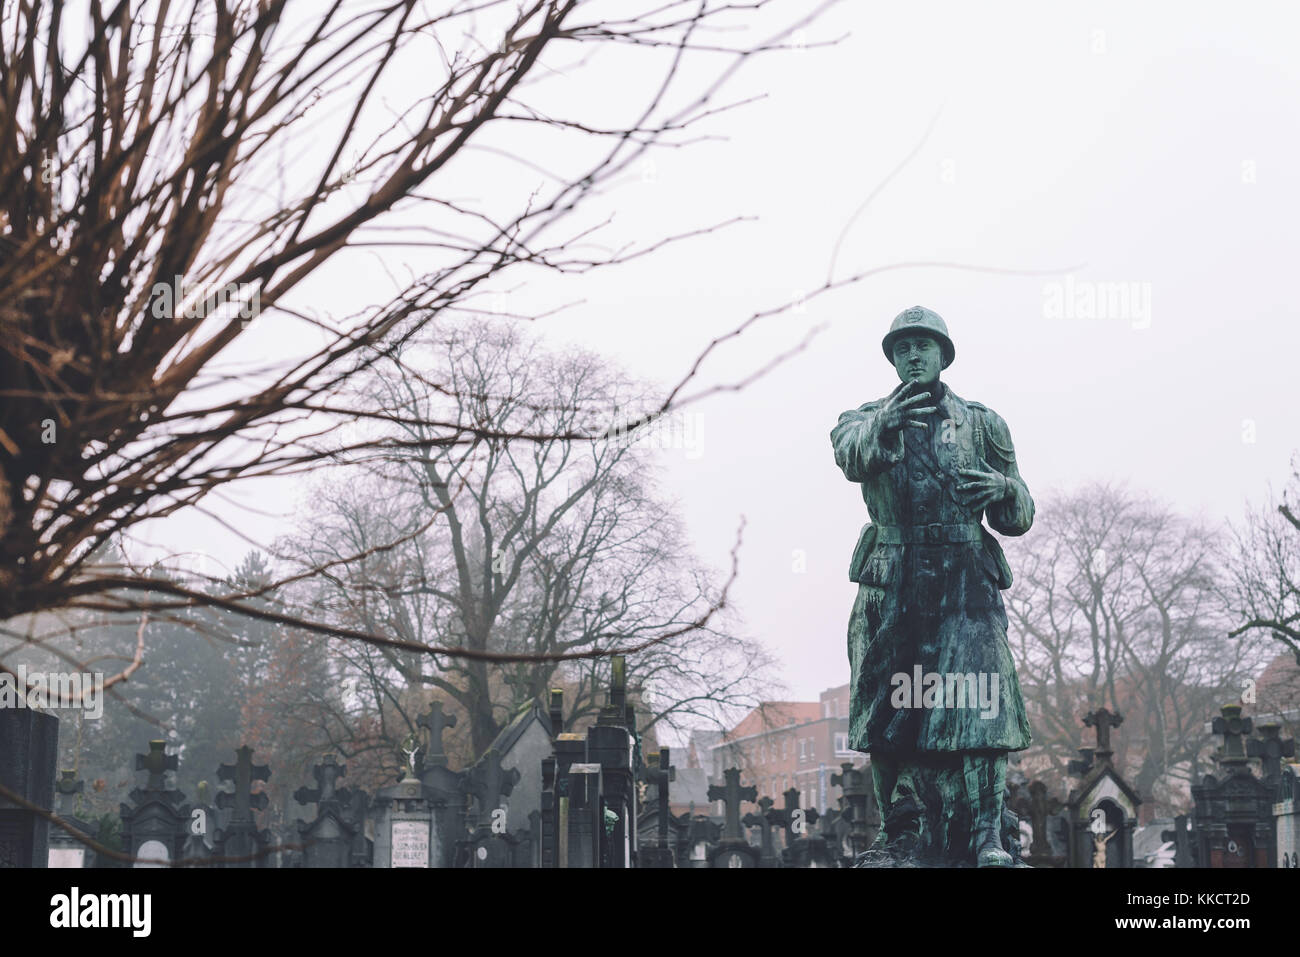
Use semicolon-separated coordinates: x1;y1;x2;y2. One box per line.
881;305;955;369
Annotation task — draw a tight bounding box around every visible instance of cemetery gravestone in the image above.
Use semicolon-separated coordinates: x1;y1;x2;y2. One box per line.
0;707;58;868
120;740;191;868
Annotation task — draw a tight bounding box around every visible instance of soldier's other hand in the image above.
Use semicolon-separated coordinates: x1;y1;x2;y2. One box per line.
880;380;937;433
956;467;1009;512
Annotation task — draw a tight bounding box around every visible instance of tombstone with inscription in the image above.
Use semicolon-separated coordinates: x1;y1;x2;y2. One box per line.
120;740;191;868
707;768;760;868
1064;709;1141;869
372;742;435;869
1190;704;1276;868
0;707;58;868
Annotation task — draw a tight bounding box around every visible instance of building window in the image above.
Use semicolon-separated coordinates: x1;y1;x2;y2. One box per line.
835;732;851;755
799;739;806;761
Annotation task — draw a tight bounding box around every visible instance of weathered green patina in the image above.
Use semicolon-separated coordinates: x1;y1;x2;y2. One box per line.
830;305;1034;867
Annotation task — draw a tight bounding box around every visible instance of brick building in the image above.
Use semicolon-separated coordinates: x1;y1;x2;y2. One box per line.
701;684;867;814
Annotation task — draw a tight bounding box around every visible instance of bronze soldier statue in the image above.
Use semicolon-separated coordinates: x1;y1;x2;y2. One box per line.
830;305;1034;867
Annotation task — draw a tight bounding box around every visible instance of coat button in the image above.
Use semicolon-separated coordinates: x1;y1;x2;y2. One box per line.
912;469;924;481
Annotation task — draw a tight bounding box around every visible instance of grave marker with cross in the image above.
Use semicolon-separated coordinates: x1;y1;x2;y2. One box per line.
742;795;781;867
1083;708;1123;764
214;746;271;867
707;768;760;867
708;767;757;843
637;749;677;868
120;739;190;868
138;739;178;792
417;701;457;768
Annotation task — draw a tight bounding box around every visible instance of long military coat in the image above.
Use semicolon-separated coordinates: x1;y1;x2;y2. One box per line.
831;381;1034;755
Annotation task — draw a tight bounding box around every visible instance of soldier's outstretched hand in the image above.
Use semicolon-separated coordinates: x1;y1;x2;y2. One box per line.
879;380;938;433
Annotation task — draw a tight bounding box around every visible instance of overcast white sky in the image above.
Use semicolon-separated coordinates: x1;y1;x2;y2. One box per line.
137;1;1300;708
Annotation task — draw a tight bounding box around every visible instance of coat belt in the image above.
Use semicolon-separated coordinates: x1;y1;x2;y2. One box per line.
874;522;983;544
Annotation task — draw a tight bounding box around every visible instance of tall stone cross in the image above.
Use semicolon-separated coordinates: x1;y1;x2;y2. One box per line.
294;755;348;810
136;740;178;791
707;767;757;842
1248;723;1296;785
742;795;780;865
1211;704;1253;769
642;749;675;849
216;746;271;824
1082;708;1123;764
417;701;457;767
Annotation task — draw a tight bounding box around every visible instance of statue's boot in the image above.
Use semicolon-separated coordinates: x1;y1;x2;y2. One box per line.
973;826;1012;868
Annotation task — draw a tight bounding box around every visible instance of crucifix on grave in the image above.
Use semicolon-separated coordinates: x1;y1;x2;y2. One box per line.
417;701;457;768
708;767;757;844
742;795;781;867
1008;779;1063;864
294;754;349;810
217;746;271;825
1083;708;1123;765
1212;703;1253;768
642;749;675;849
214;746;271;867
138;739;179;792
773;787;819;848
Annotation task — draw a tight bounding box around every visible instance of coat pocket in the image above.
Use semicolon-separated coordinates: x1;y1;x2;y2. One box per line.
979;526;1014;589
848;523;878;583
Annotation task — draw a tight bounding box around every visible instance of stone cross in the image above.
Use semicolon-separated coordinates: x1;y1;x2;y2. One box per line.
642;749;675;849
707;767;757;842
742;795;780;866
1211;703;1252;768
216;746;270;823
417;702;457;767
1008;779;1062;859
771;787;820;847
1248;723;1296;785
136;740;178;791
294;755;348;809
1082;708;1123;763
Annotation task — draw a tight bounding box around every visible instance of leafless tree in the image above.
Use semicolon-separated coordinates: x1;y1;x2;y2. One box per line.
284;319;776;757
1225;459;1300;667
0;0;836;655
1002;484;1265;814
